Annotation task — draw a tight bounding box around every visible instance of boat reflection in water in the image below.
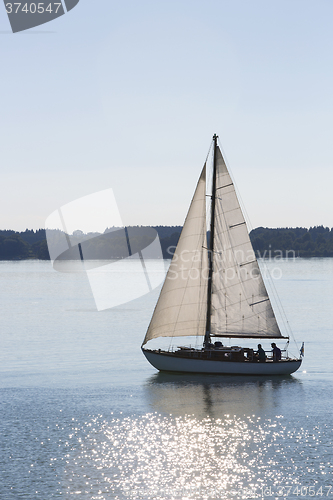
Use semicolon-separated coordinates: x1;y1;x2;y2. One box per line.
144;372;303;418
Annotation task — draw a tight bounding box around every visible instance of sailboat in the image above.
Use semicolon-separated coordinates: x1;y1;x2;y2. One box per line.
142;135;303;375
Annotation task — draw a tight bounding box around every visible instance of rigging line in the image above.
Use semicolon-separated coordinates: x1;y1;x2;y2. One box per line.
260;262;295;348
143;257;173;348
206;141;214;197
229;222;246;229
258;259;288;326
239;260;256;267
205;137;214;164
216;183;234;190
249;298;270;307
259;259;297;347
217;137;255;234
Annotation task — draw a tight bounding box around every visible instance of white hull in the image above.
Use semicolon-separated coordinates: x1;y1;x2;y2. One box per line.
142;349;302;376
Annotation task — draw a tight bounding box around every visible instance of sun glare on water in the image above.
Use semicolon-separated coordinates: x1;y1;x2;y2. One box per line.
58;413;332;499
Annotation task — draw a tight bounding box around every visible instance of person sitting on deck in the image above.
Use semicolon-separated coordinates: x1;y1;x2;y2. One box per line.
271;342;282;362
255;344;266;362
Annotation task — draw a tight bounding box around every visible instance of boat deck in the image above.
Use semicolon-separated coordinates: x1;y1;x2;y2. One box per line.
147;346;294;363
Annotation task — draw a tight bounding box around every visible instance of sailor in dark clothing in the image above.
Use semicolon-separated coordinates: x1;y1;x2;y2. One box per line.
256;344;266;362
271;342;281;362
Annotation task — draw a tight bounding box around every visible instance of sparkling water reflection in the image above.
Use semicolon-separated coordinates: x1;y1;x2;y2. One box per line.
61;411;332;499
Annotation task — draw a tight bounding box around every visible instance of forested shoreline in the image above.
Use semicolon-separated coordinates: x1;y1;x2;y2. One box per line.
1;225;333;260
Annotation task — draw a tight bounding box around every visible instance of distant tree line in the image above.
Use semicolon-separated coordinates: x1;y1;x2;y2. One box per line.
0;227;183;261
250;226;333;258
1;225;333;260
0;229;49;260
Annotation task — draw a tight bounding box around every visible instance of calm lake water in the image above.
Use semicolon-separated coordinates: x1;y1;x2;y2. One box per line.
0;258;333;500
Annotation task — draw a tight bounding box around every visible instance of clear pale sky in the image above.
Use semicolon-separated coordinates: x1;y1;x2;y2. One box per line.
1;0;333;231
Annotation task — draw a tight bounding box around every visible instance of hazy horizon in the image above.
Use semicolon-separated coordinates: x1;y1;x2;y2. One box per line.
2;223;333;234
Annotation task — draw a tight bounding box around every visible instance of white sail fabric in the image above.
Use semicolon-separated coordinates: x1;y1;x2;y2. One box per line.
210;147;283;338
142;166;208;345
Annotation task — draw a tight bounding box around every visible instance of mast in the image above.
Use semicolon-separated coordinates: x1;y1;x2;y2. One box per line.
204;134;218;346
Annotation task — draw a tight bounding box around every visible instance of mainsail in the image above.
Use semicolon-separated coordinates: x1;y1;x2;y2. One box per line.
210;146;283;338
142;166;208;345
